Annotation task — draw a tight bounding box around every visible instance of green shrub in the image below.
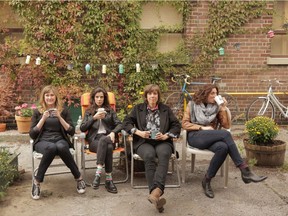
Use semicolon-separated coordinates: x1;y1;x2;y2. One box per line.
0;148;19;199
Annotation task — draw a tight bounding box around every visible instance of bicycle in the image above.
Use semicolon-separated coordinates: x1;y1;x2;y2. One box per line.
245;79;287;121
164;73;239;122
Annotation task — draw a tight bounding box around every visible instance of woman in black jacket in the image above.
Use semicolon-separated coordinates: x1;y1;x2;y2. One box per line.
30;85;85;200
80;87;122;194
123;84;181;213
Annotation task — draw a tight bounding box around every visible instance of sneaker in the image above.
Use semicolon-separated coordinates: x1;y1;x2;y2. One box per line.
31;181;40;200
76;179;86;194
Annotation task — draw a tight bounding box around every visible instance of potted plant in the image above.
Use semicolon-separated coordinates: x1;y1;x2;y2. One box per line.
14;103;37;133
0;147;19;199
244;116;286;166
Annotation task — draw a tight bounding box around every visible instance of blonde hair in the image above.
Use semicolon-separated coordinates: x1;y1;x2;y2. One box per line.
39;85;63;113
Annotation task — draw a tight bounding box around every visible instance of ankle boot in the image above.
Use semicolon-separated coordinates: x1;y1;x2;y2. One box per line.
202;177;214;198
148;187;166;213
241;167;267;184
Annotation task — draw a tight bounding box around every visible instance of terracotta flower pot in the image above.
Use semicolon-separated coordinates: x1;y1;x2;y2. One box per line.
0;123;6;132
243;138;286;167
15;115;32;134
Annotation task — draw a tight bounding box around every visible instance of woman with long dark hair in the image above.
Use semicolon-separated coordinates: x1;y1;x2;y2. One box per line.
80;87;122;194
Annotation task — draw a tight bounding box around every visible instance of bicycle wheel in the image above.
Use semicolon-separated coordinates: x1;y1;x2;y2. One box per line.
221;93;239;122
165;92;185;121
246;98;275;121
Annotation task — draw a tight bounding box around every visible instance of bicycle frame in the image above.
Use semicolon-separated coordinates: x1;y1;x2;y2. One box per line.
263;85;288;118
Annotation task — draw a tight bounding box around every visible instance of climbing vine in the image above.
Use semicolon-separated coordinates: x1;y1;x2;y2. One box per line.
2;1;271;113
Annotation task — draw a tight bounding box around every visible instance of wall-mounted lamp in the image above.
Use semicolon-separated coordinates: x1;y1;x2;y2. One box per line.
234;43;241;51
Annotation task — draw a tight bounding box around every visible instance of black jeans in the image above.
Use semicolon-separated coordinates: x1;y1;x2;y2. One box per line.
35;139;81;182
136;142;172;193
89;134;114;173
187;129;244;179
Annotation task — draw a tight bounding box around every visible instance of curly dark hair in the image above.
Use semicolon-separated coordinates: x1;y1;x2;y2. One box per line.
193;84;219;105
88;87;111;115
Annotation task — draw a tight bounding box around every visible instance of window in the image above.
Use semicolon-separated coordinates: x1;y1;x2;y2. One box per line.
267;1;288;64
0;2;23;43
140;2;183;53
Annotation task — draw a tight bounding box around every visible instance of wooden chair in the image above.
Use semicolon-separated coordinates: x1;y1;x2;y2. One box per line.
181;108;232;188
75;92;128;185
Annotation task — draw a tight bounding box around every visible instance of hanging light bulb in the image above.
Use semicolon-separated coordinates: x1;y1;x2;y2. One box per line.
35;57;41;65
102;64;107;74
119;64;124;74
25;55;31;64
136;63;140;73
85;64;91;74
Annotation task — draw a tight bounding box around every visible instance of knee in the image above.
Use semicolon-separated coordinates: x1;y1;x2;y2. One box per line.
143;152;155;162
216;143;228;154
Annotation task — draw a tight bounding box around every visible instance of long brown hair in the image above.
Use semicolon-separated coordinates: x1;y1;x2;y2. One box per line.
193;84;219;105
39;85;62;112
88;87;110;114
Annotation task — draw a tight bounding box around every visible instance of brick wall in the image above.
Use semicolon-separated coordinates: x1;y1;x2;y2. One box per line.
179;1;288;124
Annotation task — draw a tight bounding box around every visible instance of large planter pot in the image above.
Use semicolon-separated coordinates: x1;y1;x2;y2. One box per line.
15;115;32;134
243;138;286;167
0;123;6;132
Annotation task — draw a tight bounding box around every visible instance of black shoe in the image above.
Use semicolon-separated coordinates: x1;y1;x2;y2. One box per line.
202;178;214;198
92;175;101;189
241;167;268;184
105;180;118;194
31;181;40;200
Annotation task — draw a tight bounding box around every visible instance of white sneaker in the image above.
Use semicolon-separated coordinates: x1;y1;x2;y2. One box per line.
31;182;40;200
76;179;86;194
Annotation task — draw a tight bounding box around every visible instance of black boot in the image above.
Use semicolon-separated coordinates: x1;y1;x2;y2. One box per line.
105;180;118;194
92;175;101;189
241;167;267;184
201;177;214;198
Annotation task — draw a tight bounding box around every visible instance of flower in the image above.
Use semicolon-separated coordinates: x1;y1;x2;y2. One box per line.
245;116;279;145
15;103;37;117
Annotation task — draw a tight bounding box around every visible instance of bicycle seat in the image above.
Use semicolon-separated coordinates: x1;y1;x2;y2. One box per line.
211;76;222;82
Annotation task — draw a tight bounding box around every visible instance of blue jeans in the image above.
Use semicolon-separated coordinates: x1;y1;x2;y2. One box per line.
35;139;81;182
136;142;172;193
187;130;244;179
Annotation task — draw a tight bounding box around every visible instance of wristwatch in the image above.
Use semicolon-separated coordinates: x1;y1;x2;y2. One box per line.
131;128;137;134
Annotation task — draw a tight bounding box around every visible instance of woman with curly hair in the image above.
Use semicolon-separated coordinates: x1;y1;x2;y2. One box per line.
182;84;267;198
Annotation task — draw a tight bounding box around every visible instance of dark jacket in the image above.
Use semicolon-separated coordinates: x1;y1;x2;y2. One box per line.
123;102;181;151
80;108;122;144
29;108;75;149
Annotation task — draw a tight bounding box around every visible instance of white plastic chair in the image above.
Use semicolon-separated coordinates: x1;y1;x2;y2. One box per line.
31;139;78;184
181;108;232;188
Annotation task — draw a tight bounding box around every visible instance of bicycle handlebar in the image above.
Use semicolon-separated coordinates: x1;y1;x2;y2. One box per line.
260;79;286;85
170;73;191;85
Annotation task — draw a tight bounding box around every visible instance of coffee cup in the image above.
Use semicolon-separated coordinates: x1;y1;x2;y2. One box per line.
150;130;159;139
47;108;56;117
97;108;106;114
215;95;224;105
